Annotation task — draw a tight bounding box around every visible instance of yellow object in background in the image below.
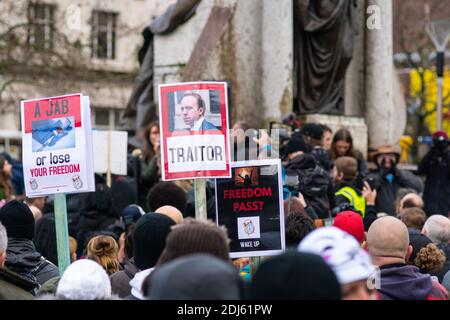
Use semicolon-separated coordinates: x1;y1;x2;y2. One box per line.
410;69;450;135
399;135;414;163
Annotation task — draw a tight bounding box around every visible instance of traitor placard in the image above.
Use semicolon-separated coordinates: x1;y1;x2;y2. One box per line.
21;93;95;196
158;82;231;180
215;159;285;258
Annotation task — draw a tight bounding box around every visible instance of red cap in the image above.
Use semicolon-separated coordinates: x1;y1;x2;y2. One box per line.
433;130;448;140
332;211;365;243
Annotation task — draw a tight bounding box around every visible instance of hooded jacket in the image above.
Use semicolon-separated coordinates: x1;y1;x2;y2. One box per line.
285;154;335;219
110;258;139;298
0;266;37;300
379;263;448;300
5;238;59;290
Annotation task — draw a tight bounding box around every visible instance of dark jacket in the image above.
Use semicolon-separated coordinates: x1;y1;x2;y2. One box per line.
0;266;37;300
417;147;450;216
5;238;59;290
379;263;448;300
285;154;334;219
110;258;139;298
368;169;423;215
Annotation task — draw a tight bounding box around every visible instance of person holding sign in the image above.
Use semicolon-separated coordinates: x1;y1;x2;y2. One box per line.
180;93;218;132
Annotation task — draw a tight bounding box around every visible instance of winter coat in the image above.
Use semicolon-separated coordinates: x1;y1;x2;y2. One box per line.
5;238;59;291
110;258;139;298
285;154;335;219
418;147;450;216
0;266;37;300
379;263;448;300
368;169;423;215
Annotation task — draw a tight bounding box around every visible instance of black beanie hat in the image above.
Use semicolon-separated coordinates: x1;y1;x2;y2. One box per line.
285;132;309;156
156;221;230;265
0;200;35;240
248;251;341;300
133;213;175;270
301;123;324;141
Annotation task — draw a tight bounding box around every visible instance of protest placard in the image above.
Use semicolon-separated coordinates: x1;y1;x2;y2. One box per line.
215;159;285;258
158;82;231;180
21;93;95;196
93;130;128;176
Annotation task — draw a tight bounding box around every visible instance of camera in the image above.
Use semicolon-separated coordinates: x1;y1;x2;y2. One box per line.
365;177;377;190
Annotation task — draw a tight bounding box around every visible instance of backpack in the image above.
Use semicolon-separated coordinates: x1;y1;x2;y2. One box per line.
297;166;331;218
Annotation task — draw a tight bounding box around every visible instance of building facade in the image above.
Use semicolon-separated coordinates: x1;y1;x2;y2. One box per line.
0;0;174;158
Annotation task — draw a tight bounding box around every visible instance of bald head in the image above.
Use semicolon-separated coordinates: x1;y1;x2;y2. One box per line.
400;193;424;210
155;206;184;224
367;216;410;258
422;215;450;244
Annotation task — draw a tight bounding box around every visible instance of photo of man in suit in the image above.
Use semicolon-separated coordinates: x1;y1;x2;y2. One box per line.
180;93;218;131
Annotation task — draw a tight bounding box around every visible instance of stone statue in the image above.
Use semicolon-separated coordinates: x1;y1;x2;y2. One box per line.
295;0;357;114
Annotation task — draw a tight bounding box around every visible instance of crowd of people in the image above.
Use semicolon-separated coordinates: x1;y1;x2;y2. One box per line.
1;117;450;300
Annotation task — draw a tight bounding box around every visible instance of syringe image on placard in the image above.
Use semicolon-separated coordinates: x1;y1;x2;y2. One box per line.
32;117;75;152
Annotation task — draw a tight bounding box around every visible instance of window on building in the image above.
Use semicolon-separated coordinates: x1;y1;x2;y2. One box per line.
28;3;55;50
91;11;117;59
92;107;123;129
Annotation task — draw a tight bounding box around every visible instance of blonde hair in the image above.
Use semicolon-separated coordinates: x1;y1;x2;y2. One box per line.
414;243;446;273
87;235;120;275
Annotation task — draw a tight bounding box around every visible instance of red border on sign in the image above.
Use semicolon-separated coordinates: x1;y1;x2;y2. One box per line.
159;82;231;180
23;94;82;134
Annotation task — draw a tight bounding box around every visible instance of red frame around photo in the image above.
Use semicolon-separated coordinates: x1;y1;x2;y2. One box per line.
158;82;231;180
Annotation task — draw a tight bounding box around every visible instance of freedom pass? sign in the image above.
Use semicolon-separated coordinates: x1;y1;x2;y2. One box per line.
21;93;95;196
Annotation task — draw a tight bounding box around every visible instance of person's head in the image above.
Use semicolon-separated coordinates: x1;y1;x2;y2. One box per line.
422;215;450;244
398;207;427;230
147;182;187;213
146;254;242;300
285;212;315;247
408;230;433;264
0;156;12;177
87;235;120;276
414;243;446;273
320;124;333;151
120;204;145;228
29;205;42;222
432;130;449;151
133;213;175;270
142;121;160;160
155;206;184;224
394;188;419;214
180;93;206;128
333;211;366;244
69;236;77;263
299;227;377;300
156;218;230;266
331;128;356;159
25;197;46;210
285;132;309;160
332;156;358;183
0;200;35;240
399;193;424;212
56;259;112;300
367;216;412;266
0;222;7;267
0;157;12;199
301;123;324;147
372;145;400;171
247;251;341;300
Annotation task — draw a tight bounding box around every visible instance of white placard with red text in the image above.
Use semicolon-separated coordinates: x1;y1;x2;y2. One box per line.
21;93;95;196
